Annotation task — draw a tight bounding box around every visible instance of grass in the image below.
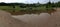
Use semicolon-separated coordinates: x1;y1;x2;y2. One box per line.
0;6;55;15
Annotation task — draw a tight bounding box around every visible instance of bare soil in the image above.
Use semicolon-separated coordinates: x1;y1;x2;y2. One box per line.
0;10;28;27
0;8;60;27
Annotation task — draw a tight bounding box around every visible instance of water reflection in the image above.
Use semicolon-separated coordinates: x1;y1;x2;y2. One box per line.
12;13;51;23
12;13;55;27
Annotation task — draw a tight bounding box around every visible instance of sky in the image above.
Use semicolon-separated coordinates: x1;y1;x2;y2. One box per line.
0;0;60;4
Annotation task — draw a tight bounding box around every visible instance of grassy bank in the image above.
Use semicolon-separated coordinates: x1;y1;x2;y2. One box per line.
0;6;56;15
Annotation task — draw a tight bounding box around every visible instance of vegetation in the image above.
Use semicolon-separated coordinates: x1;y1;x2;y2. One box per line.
0;1;60;15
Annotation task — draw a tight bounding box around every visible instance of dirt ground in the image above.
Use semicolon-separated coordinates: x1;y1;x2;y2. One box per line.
0;10;28;27
0;8;60;27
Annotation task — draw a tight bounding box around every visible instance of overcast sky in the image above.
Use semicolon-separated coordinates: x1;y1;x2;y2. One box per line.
0;0;60;4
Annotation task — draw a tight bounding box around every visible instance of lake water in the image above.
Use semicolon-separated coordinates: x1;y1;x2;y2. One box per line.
12;13;56;27
12;13;51;23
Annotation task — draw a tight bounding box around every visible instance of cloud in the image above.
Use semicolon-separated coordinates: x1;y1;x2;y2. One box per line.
0;0;27;3
0;0;60;3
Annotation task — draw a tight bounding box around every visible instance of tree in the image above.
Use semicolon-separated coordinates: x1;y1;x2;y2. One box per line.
46;0;52;8
12;4;15;12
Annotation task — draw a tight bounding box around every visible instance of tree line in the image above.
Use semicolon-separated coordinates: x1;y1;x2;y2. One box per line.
0;1;60;8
